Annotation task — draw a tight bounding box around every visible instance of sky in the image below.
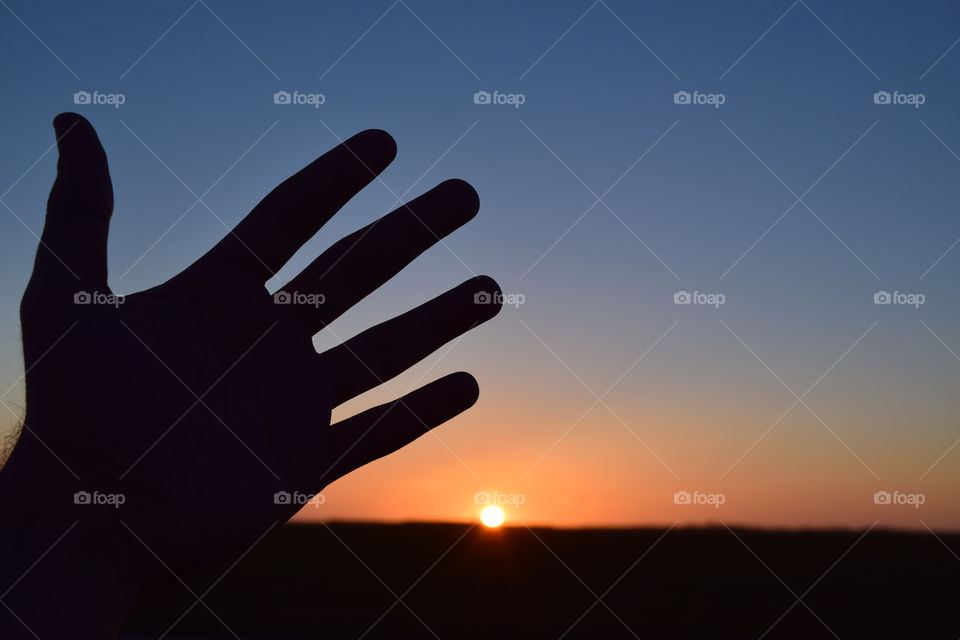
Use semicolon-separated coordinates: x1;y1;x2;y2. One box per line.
2;0;960;530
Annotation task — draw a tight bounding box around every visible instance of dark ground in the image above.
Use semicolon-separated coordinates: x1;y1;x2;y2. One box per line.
120;523;960;639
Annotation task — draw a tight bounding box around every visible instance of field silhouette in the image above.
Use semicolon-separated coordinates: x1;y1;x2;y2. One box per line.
121;523;960;639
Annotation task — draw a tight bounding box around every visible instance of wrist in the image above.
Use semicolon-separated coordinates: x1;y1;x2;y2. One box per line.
0;426;137;639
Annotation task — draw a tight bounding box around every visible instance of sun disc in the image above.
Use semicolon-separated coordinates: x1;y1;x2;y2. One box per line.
480;505;505;528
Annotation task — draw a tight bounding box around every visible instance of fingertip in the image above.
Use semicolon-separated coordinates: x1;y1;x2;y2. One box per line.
437;178;480;221
350;128;397;168
473;274;501;296
447;371;480;407
53;112;90;139
53;112;79;133
48;112;113;220
52;112;107;165
470;275;503;321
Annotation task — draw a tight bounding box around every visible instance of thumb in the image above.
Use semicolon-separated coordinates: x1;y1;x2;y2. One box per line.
37;112;114;288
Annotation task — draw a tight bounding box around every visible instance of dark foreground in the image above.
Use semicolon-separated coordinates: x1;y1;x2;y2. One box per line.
121;523;959;639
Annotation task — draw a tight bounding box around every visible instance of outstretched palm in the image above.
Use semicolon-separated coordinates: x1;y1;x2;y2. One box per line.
16;113;500;587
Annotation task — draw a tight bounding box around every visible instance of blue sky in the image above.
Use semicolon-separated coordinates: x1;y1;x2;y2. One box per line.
2;0;960;528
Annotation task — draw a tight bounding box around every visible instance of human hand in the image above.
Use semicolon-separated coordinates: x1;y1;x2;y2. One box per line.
0;112;500;637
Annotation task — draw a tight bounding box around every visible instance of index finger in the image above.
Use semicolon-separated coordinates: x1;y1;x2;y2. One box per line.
191;128;396;282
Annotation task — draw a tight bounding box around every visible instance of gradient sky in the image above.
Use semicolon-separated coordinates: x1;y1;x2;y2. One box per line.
2;0;960;530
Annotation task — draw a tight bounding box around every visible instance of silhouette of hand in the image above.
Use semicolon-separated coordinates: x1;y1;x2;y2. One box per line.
0;113;500;637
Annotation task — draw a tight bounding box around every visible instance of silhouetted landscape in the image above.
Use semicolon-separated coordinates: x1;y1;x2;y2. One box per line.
121;523;960;639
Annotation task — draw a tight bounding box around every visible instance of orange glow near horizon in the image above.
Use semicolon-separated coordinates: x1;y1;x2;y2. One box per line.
290;372;960;532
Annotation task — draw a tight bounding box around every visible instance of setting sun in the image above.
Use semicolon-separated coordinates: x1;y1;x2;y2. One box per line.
480;505;505;528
